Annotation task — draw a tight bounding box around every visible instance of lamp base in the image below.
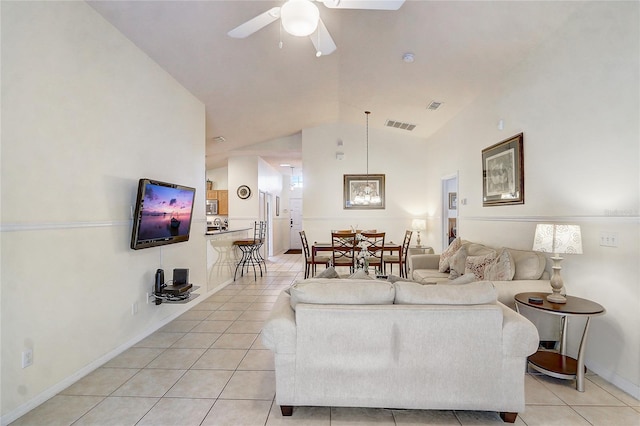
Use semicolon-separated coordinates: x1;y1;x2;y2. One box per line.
546;293;567;304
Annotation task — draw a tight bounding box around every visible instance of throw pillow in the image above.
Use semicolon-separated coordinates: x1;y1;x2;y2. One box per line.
348;269;374;280
508;249;547;280
438;237;461;272
484;249;515;281
464;252;497;280
448;245;468;278
314;266;340;279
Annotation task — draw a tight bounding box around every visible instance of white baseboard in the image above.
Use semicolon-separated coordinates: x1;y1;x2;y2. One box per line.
588;360;640;400
1;280;232;426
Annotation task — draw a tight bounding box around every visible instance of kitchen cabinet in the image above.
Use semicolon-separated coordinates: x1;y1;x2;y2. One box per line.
217;190;228;215
206;190;228;215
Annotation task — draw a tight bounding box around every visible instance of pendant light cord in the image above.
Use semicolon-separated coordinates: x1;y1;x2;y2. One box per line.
365;111;370;178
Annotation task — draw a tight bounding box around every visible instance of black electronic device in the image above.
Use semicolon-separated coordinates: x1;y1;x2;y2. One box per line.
173;268;189;286
130;178;196;250
529;296;544;305
154;269;165;294
163;282;193;296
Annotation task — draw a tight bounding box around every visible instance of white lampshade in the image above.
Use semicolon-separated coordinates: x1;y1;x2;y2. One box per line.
411;219;427;231
281;0;319;37
532;224;583;255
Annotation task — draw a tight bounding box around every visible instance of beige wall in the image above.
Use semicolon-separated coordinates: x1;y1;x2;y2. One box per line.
421;1;639;397
1;1;206;421
301;1;639;398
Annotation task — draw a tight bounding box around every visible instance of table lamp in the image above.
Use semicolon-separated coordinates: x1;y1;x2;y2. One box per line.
532;224;583;303
412;219;427;247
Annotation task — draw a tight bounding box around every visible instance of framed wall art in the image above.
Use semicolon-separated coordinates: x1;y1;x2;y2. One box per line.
343;174;385;210
448;192;457;210
482;133;524;206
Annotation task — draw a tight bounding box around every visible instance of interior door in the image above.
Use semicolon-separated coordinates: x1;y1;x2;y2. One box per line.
289;198;303;249
441;174;458;251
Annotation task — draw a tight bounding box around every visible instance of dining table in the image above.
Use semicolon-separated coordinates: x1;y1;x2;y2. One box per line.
312;241;402;266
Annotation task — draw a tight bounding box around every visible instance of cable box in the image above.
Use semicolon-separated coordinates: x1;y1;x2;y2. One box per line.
163;283;192;295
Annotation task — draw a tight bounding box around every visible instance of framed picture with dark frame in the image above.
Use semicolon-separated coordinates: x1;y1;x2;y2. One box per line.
276;196;280;216
482;133;524;206
343;174;385;210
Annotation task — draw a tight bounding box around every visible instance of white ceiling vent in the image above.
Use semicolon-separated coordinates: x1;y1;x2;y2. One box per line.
385;119;416;131
212;136;226;143
427;101;443;111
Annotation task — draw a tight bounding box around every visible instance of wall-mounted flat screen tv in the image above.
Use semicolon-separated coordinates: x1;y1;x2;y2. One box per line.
130;178;196;250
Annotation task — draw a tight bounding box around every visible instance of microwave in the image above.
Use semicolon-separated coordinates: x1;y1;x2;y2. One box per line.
206;199;218;215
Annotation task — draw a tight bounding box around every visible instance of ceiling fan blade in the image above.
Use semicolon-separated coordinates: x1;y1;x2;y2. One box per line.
227;7;281;39
310;18;337;56
319;0;404;10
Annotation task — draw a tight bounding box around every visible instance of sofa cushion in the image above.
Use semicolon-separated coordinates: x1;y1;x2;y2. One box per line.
439;237;461;272
289;279;395;310
394;281;497;305
508;249;547;280
443;272;477;285
484;248;516;281
465;252;498;280
412;269;451;285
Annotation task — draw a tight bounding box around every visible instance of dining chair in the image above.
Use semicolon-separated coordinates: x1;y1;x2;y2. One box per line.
360;231;385;274
300;231;331;279
383;230;413;278
331;231;357;273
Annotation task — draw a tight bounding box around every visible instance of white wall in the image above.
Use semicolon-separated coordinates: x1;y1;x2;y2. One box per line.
206;167;228;190
1;2;206;421
301;122;433;247
421;1;639;397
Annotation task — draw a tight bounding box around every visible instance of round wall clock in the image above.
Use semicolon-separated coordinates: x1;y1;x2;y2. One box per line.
237;185;251;199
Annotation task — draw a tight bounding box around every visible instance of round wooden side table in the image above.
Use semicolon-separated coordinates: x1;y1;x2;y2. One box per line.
514;292;605;392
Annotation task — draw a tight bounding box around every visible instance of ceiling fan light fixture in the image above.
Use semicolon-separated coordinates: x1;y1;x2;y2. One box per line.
281;0;320;37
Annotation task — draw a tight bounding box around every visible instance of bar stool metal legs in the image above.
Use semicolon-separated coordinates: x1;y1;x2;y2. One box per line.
233;221;267;281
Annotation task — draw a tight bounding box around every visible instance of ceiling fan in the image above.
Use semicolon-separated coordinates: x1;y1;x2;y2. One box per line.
227;0;405;57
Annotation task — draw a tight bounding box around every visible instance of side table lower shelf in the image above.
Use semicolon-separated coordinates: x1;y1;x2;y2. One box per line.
528;350;586;380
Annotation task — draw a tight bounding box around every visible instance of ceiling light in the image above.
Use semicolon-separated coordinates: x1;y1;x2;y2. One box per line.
280;163;292;167
280;0;320;37
402;52;415;63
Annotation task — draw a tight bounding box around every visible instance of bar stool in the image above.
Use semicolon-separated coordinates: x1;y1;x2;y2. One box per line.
233;221;266;280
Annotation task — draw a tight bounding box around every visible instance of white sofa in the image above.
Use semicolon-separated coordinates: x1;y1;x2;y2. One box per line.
409;239;559;340
261;279;539;423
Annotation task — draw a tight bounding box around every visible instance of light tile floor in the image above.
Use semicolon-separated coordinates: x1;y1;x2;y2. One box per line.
11;253;640;425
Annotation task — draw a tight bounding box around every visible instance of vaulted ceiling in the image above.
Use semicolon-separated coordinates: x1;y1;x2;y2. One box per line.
88;1;583;173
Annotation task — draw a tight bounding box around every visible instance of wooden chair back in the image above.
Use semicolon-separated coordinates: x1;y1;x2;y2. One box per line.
331;231;357;271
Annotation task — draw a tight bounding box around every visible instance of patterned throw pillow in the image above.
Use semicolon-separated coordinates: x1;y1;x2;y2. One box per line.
448;245;468;279
484;249;515;281
464;252;497;280
439;237;462;272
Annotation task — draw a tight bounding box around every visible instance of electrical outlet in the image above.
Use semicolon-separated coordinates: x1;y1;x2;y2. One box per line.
599;232;619;247
146;292;150;304
131;302;138;315
22;349;33;368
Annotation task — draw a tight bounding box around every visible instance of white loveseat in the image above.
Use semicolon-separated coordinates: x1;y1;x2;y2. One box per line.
409;238;559;340
261;279;539;423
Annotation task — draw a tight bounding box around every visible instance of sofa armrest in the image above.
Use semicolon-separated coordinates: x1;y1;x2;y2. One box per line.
409;253;441;271
261;291;297;354
499;302;539;357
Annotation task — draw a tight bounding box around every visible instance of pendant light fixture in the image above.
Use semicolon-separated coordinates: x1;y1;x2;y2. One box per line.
353;111;381;206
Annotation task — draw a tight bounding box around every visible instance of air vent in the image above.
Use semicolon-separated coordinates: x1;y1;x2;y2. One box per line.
212;136;226;143
427;101;443;111
384;120;417;131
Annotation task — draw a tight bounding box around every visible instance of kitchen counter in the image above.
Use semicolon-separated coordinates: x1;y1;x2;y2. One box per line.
205;228;252;292
205;227;251;236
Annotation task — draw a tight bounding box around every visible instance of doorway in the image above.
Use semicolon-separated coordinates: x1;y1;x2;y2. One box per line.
259;191;272;258
441;173;458;251
289;198;303;250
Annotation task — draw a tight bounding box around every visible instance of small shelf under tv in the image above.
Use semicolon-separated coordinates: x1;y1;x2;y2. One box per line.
152;286;200;305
